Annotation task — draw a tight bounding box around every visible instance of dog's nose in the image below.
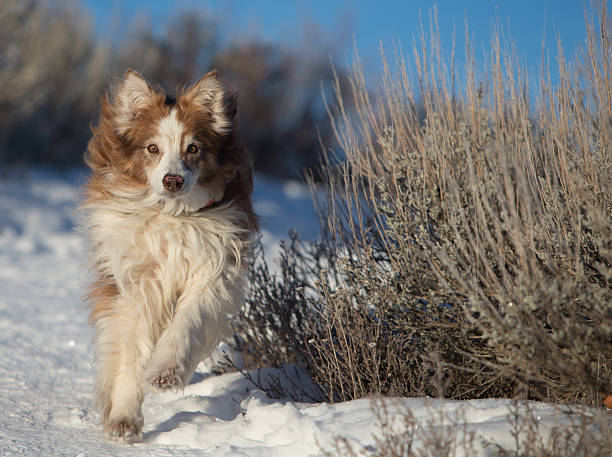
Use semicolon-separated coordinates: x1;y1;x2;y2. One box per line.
162;174;184;192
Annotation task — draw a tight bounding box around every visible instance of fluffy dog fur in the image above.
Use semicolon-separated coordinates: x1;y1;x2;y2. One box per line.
81;69;257;441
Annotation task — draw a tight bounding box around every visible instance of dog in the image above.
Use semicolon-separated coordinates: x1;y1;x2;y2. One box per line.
81;69;257;441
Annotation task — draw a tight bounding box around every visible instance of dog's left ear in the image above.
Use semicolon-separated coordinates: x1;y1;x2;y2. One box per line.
185;70;237;135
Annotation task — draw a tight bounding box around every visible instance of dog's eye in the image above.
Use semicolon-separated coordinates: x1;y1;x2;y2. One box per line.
186;144;199;154
147;144;159;154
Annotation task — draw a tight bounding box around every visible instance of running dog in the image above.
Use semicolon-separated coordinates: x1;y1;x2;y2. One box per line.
81;69;257;441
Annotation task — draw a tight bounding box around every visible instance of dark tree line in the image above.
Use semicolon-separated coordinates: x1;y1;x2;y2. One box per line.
0;0;351;178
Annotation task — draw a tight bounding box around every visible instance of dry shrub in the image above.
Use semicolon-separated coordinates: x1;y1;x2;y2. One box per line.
0;0;110;163
321;398;477;457
231;236;330;400
322;398;611;457
236;5;611;406
487;403;612;457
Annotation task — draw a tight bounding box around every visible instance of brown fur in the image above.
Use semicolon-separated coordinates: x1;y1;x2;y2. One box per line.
81;71;258;441
84;70;258;233
85;279;118;324
84;69;258;332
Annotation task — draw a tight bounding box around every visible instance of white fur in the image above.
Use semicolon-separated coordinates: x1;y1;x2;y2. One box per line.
187;72;232;135
211;87;232;135
83;181;249;440
148;110;192;195
114;71;156;135
146;110;223;213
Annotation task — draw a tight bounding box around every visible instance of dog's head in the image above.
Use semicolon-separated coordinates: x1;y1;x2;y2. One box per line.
87;69;249;214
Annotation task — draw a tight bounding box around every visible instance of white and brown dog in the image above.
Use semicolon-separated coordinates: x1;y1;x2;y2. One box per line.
81;69;257;441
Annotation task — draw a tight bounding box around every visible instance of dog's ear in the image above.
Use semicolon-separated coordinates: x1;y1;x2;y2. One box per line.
185;70;236;135
113;69;156;134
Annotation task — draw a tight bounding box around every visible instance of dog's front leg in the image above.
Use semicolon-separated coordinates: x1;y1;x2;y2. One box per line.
144;277;242;390
94;299;153;442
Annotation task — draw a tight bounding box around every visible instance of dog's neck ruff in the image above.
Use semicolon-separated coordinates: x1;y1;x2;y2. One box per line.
99;188;221;218
154;194;224;216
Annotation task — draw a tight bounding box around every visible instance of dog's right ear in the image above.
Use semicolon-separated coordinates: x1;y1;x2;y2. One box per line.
112;69;156;134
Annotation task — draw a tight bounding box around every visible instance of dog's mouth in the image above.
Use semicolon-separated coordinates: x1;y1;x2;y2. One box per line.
162;189;184;198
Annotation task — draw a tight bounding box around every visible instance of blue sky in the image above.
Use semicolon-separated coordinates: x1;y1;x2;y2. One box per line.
81;0;592;77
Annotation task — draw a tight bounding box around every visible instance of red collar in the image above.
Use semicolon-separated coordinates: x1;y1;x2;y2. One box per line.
198;199;217;212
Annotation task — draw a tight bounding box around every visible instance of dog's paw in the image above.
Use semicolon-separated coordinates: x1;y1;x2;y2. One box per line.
147;365;183;391
105;417;142;443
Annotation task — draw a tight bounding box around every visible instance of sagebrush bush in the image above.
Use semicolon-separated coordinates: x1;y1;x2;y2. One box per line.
321;398;611;457
235;5;611;407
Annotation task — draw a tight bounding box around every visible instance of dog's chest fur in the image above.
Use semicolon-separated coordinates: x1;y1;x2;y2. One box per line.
87;201;246;322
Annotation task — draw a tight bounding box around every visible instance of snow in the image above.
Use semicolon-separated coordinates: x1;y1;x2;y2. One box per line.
0;168;595;456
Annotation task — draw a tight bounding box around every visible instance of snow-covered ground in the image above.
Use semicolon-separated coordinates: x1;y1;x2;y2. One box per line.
0;168;597;456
